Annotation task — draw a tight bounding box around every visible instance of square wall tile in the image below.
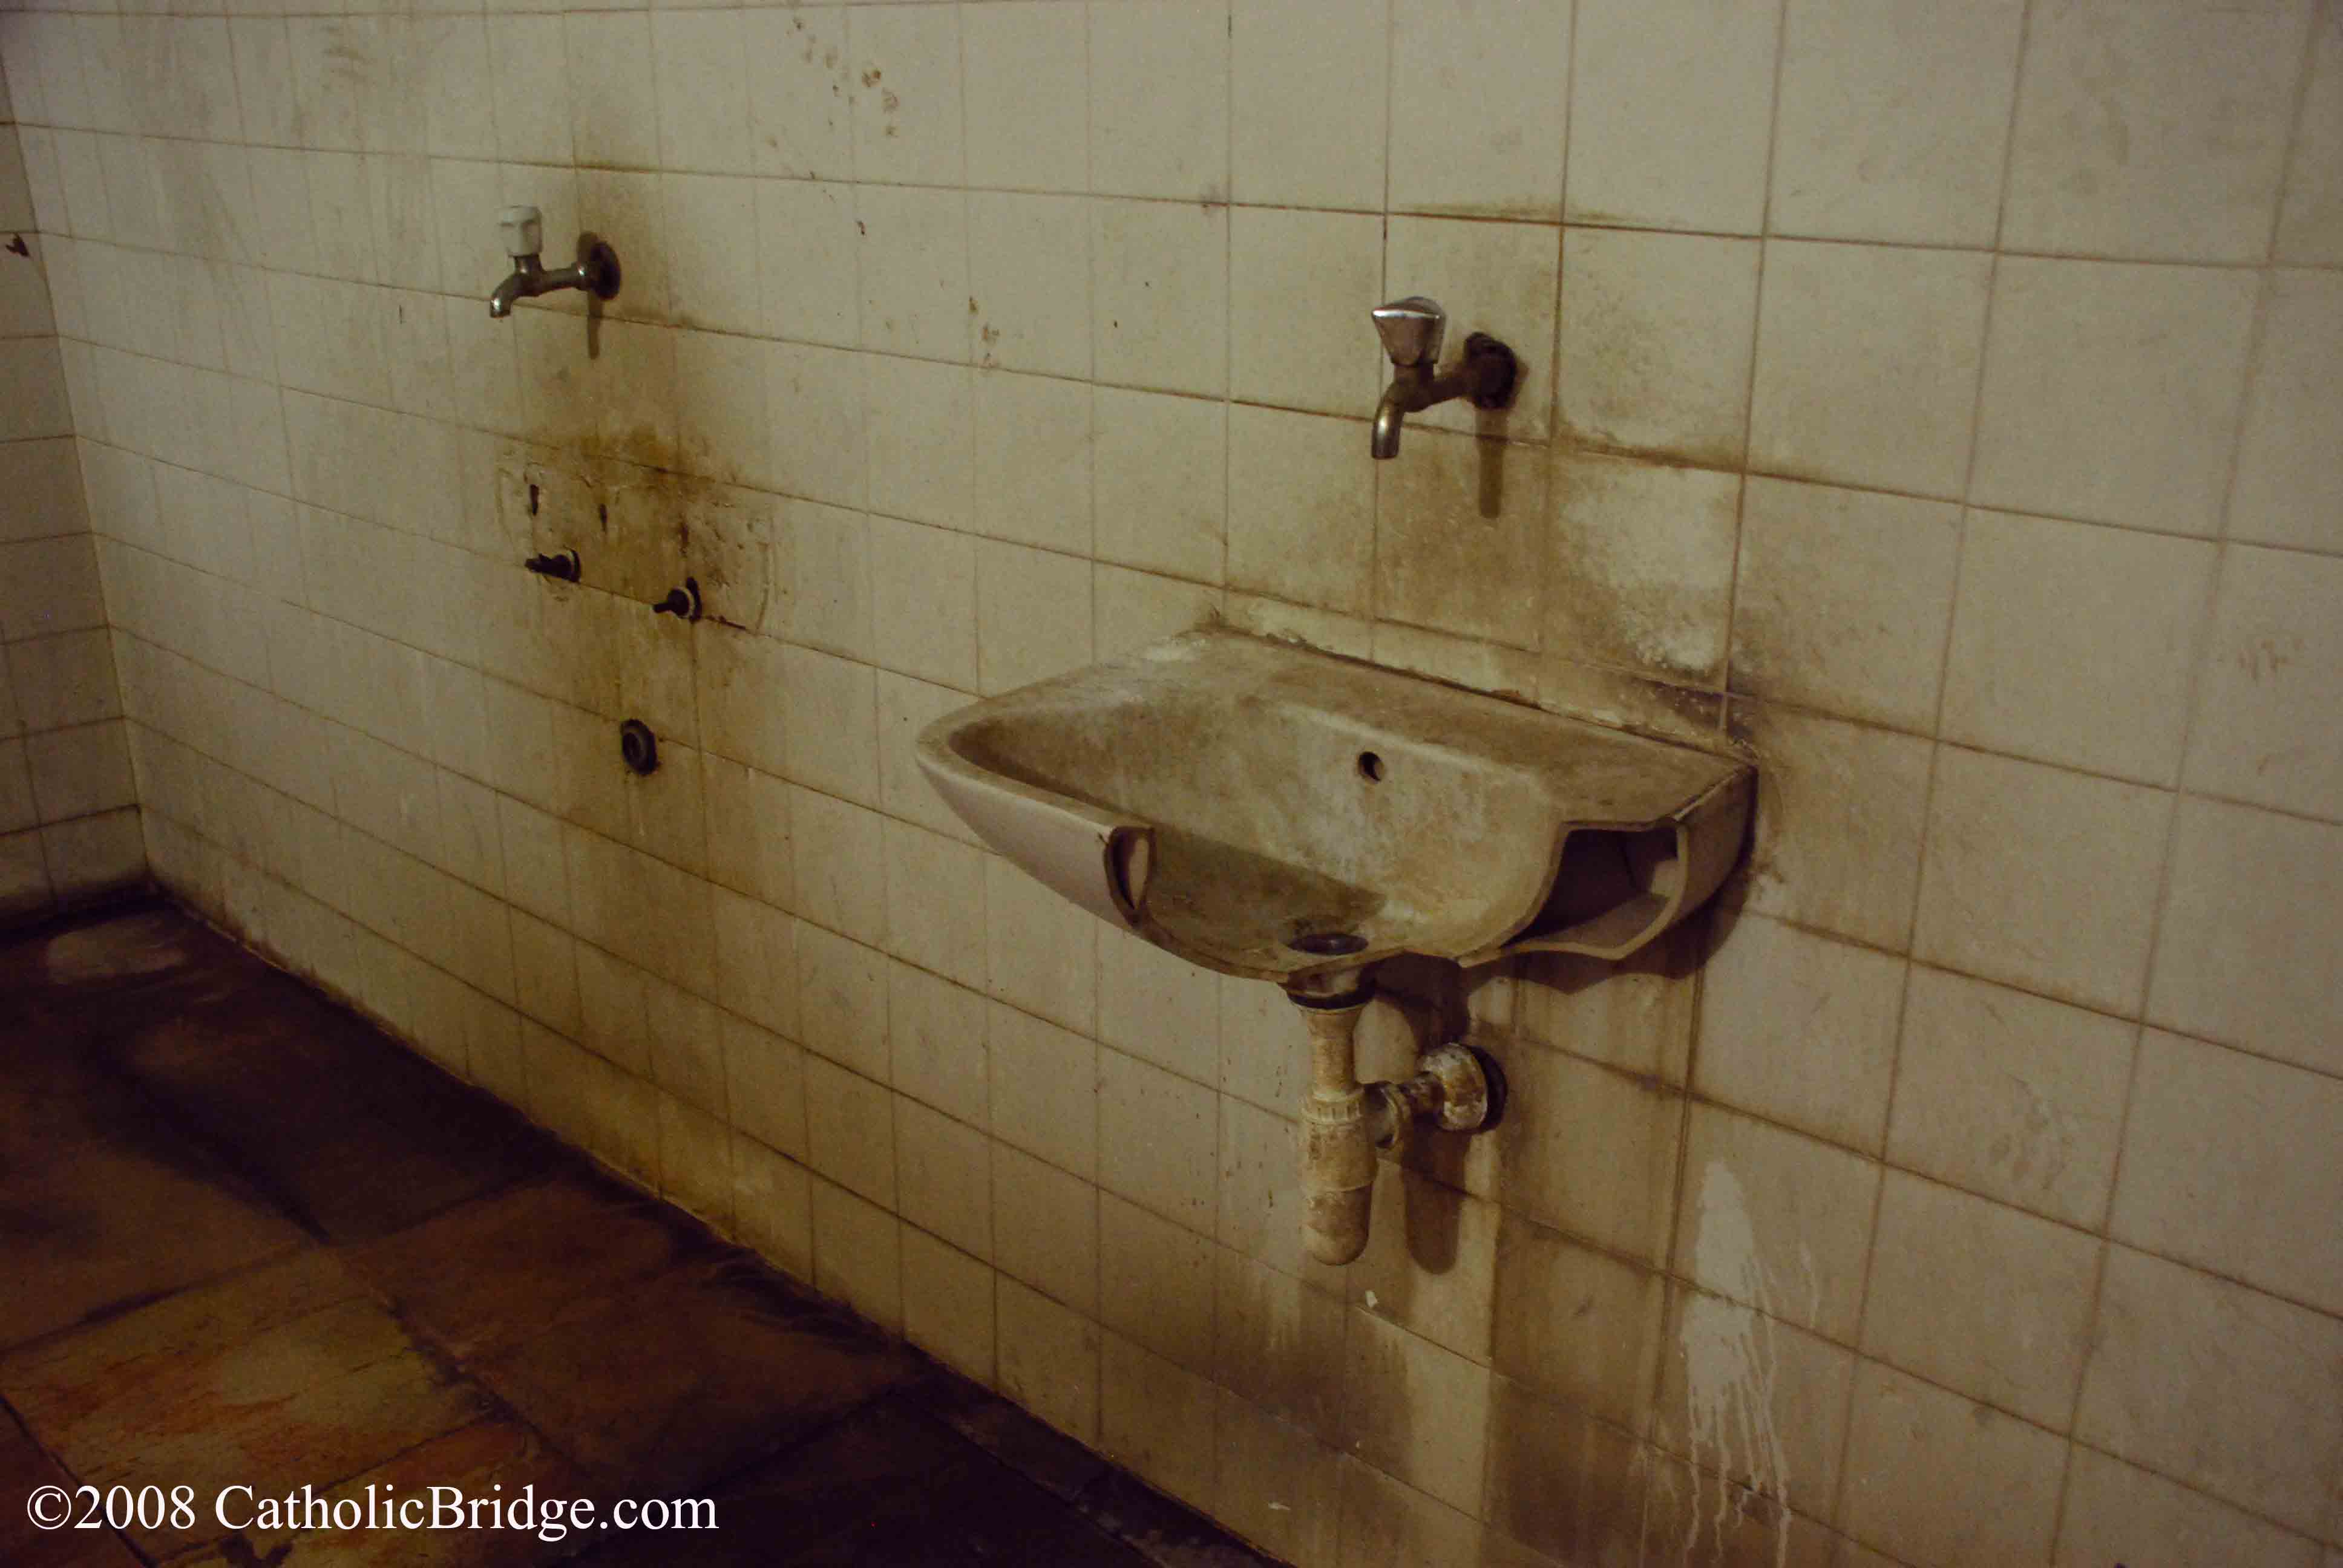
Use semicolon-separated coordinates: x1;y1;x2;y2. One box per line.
2276;9;2343;266
732;1134;811;1276
651;10;753;175
2149;798;2343;1078
2231;270;2343;554
811;1177;900;1332
1493;1219;1663;1431
1097;1047;1216;1235
1093;198;1228;398
1338;1172;1499;1362
1567;0;1783;234
1731;702;1933;952
969;192;1090;379
804;1055;896;1209
848;4;965;188
1230;0;1386;211
1100;1194;1214;1374
1498;1047;1683;1266
1101;1334;1217;1508
1094;387;1226;585
2112;1030;2343;1318
1090;0;1228;203
882;820;985;991
1861;1172;2099;1429
1212;1394;1341;1568
2077;1246;2343;1538
857;183;971;364
1547;452;1738;687
1230;207;1384;419
1748;240;1991;500
746;9;853;181
1387;0;1570;220
1674;1104;1879;1342
1227;404;1372;615
1556;227;1760;469
758;180;859;348
990;1140;1096;1314
1913;746;2172;1014
1769;0;2025;246
1374;428;1546;647
1341;1308;1489;1515
972;371;1092;555
1096;927;1220;1085
902;1230;993;1384
1887;967;2134;1230
889;961;989;1129
1382;215;1560;440
1650;1287;1853;1522
1695;911;1905;1154
868;516;978;692
865;356;973;530
1840;1359;2066;1567
1729;477;1961;731
1481;1379;1650;1563
986;1001;1097;1180
998;1276;1101;1443
962;1;1087;194
767;342;868;510
2004;0;2305;263
2184;546;2343;821
2058;1447;2325;1568
1971;257;2258;537
976;540;1093;695
1942;511;2216;785
983;854;1096;1033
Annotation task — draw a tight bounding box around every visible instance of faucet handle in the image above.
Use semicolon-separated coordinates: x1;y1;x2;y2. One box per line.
1372;296;1447;368
499;205;543;261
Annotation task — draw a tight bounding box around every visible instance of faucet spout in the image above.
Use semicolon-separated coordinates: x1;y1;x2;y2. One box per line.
1372;371;1437;459
487;260;539;319
485;241;621;319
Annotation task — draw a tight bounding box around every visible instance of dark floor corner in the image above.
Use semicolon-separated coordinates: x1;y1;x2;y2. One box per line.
0;900;1286;1567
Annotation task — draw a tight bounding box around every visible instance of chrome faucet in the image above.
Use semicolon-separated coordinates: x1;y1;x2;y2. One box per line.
488;206;620;319
1369;296;1518;459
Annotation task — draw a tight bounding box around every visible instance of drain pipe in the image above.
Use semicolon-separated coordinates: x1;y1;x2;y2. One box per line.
1283;952;1504;1266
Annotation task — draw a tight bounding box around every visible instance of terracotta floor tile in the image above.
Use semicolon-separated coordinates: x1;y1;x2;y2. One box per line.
346;1171;719;1362
471;1263;920;1494
2;1253;492;1558
0;1020;307;1349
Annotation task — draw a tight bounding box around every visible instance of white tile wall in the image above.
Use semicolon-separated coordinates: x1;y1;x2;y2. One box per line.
6;1;2343;1563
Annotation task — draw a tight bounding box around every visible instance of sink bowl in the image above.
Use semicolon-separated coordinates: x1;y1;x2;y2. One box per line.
916;630;1753;983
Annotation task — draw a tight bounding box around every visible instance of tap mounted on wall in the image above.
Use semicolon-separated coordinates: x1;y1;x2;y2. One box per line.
1369;296;1518;459
488;206;621;318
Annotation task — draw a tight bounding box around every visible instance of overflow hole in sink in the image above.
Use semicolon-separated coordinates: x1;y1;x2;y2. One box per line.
1357;751;1384;783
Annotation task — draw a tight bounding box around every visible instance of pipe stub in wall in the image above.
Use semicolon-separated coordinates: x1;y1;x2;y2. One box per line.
618;719;659;777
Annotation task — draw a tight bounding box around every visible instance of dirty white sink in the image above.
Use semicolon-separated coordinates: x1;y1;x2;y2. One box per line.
916;630;1752;983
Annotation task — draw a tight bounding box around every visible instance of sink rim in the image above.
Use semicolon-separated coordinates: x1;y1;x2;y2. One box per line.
917;629;1753;982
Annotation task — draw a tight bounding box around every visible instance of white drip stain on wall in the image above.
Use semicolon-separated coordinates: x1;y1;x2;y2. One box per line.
1674;1161;1796;1568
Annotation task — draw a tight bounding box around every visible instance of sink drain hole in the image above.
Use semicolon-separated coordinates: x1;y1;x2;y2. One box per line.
1357;751;1384;782
1288;929;1367;958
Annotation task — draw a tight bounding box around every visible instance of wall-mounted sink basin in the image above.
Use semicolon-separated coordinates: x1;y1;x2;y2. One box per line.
916;629;1752;985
